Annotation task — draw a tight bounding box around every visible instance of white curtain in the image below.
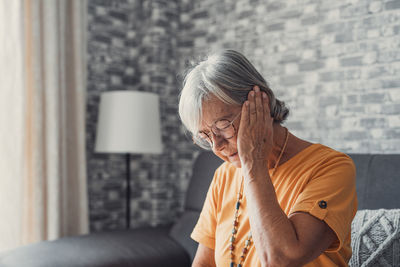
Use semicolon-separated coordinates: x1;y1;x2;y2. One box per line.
0;0;88;252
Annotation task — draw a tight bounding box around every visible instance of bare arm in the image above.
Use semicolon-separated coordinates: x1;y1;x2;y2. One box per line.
238;86;337;266
244;171;336;266
192;244;216;267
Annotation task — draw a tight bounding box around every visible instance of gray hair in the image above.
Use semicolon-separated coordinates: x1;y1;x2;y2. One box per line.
179;49;289;136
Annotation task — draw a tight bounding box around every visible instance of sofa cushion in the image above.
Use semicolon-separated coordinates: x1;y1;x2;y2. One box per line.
169;210;200;262
185;151;223;211
347;154;372;210
0;226;190;267
350;209;400;267
363;155;400;209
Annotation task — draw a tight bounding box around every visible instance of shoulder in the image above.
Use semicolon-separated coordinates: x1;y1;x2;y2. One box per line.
312;144;355;171
283;143;356;188
302;145;356;190
283;143;355;177
298;144;354;169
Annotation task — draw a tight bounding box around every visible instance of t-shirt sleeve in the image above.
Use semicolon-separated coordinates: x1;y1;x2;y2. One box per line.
289;154;357;252
190;167;221;250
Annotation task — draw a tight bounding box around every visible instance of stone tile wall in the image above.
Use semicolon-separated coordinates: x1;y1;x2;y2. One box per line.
87;0;199;231
87;0;400;231
178;0;400;153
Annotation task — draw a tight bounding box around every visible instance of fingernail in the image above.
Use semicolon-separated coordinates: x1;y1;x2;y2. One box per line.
254;86;260;92
263;92;267;98
250;91;255;97
246;101;250;106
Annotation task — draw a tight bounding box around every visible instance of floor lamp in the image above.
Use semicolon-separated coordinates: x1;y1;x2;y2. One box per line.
95;91;163;229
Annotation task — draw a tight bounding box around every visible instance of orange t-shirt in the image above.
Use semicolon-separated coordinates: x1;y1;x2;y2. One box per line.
191;144;358;267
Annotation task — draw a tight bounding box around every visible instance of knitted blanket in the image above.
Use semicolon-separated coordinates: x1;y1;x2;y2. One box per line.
350;209;400;267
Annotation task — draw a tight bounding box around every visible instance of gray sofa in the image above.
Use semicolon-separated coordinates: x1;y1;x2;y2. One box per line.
1;152;399;267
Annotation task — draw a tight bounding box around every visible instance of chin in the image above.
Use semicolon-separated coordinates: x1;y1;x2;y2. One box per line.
228;154;241;168
231;161;242;168
215;151;241;168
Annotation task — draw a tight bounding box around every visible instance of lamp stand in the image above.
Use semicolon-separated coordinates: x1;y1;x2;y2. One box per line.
126;153;131;229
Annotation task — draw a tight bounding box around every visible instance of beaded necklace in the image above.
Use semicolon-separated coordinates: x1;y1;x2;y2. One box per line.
229;127;289;267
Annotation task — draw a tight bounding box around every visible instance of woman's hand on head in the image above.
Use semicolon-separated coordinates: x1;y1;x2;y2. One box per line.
237;85;274;173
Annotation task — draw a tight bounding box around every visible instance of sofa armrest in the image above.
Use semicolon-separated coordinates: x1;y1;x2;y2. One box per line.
0;226;190;267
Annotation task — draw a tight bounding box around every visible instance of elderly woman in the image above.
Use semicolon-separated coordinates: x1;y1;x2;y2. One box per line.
178;50;357;267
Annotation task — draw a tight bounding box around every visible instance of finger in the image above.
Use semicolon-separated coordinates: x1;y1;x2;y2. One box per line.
241;100;250;127
238;100;250;138
254;86;263;121
248;90;256;124
262;92;271;120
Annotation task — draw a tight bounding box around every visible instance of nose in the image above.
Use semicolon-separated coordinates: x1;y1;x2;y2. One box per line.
210;132;226;151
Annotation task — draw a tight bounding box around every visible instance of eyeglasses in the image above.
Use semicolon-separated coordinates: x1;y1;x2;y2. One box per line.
193;112;241;150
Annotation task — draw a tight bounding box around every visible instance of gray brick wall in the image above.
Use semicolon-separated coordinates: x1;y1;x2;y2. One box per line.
87;0;400;231
178;0;400;153
87;0;199;231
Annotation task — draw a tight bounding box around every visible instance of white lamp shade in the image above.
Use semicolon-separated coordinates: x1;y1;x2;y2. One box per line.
95;91;163;154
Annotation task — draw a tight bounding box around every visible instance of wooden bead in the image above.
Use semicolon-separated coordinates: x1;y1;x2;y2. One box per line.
229;181;252;266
